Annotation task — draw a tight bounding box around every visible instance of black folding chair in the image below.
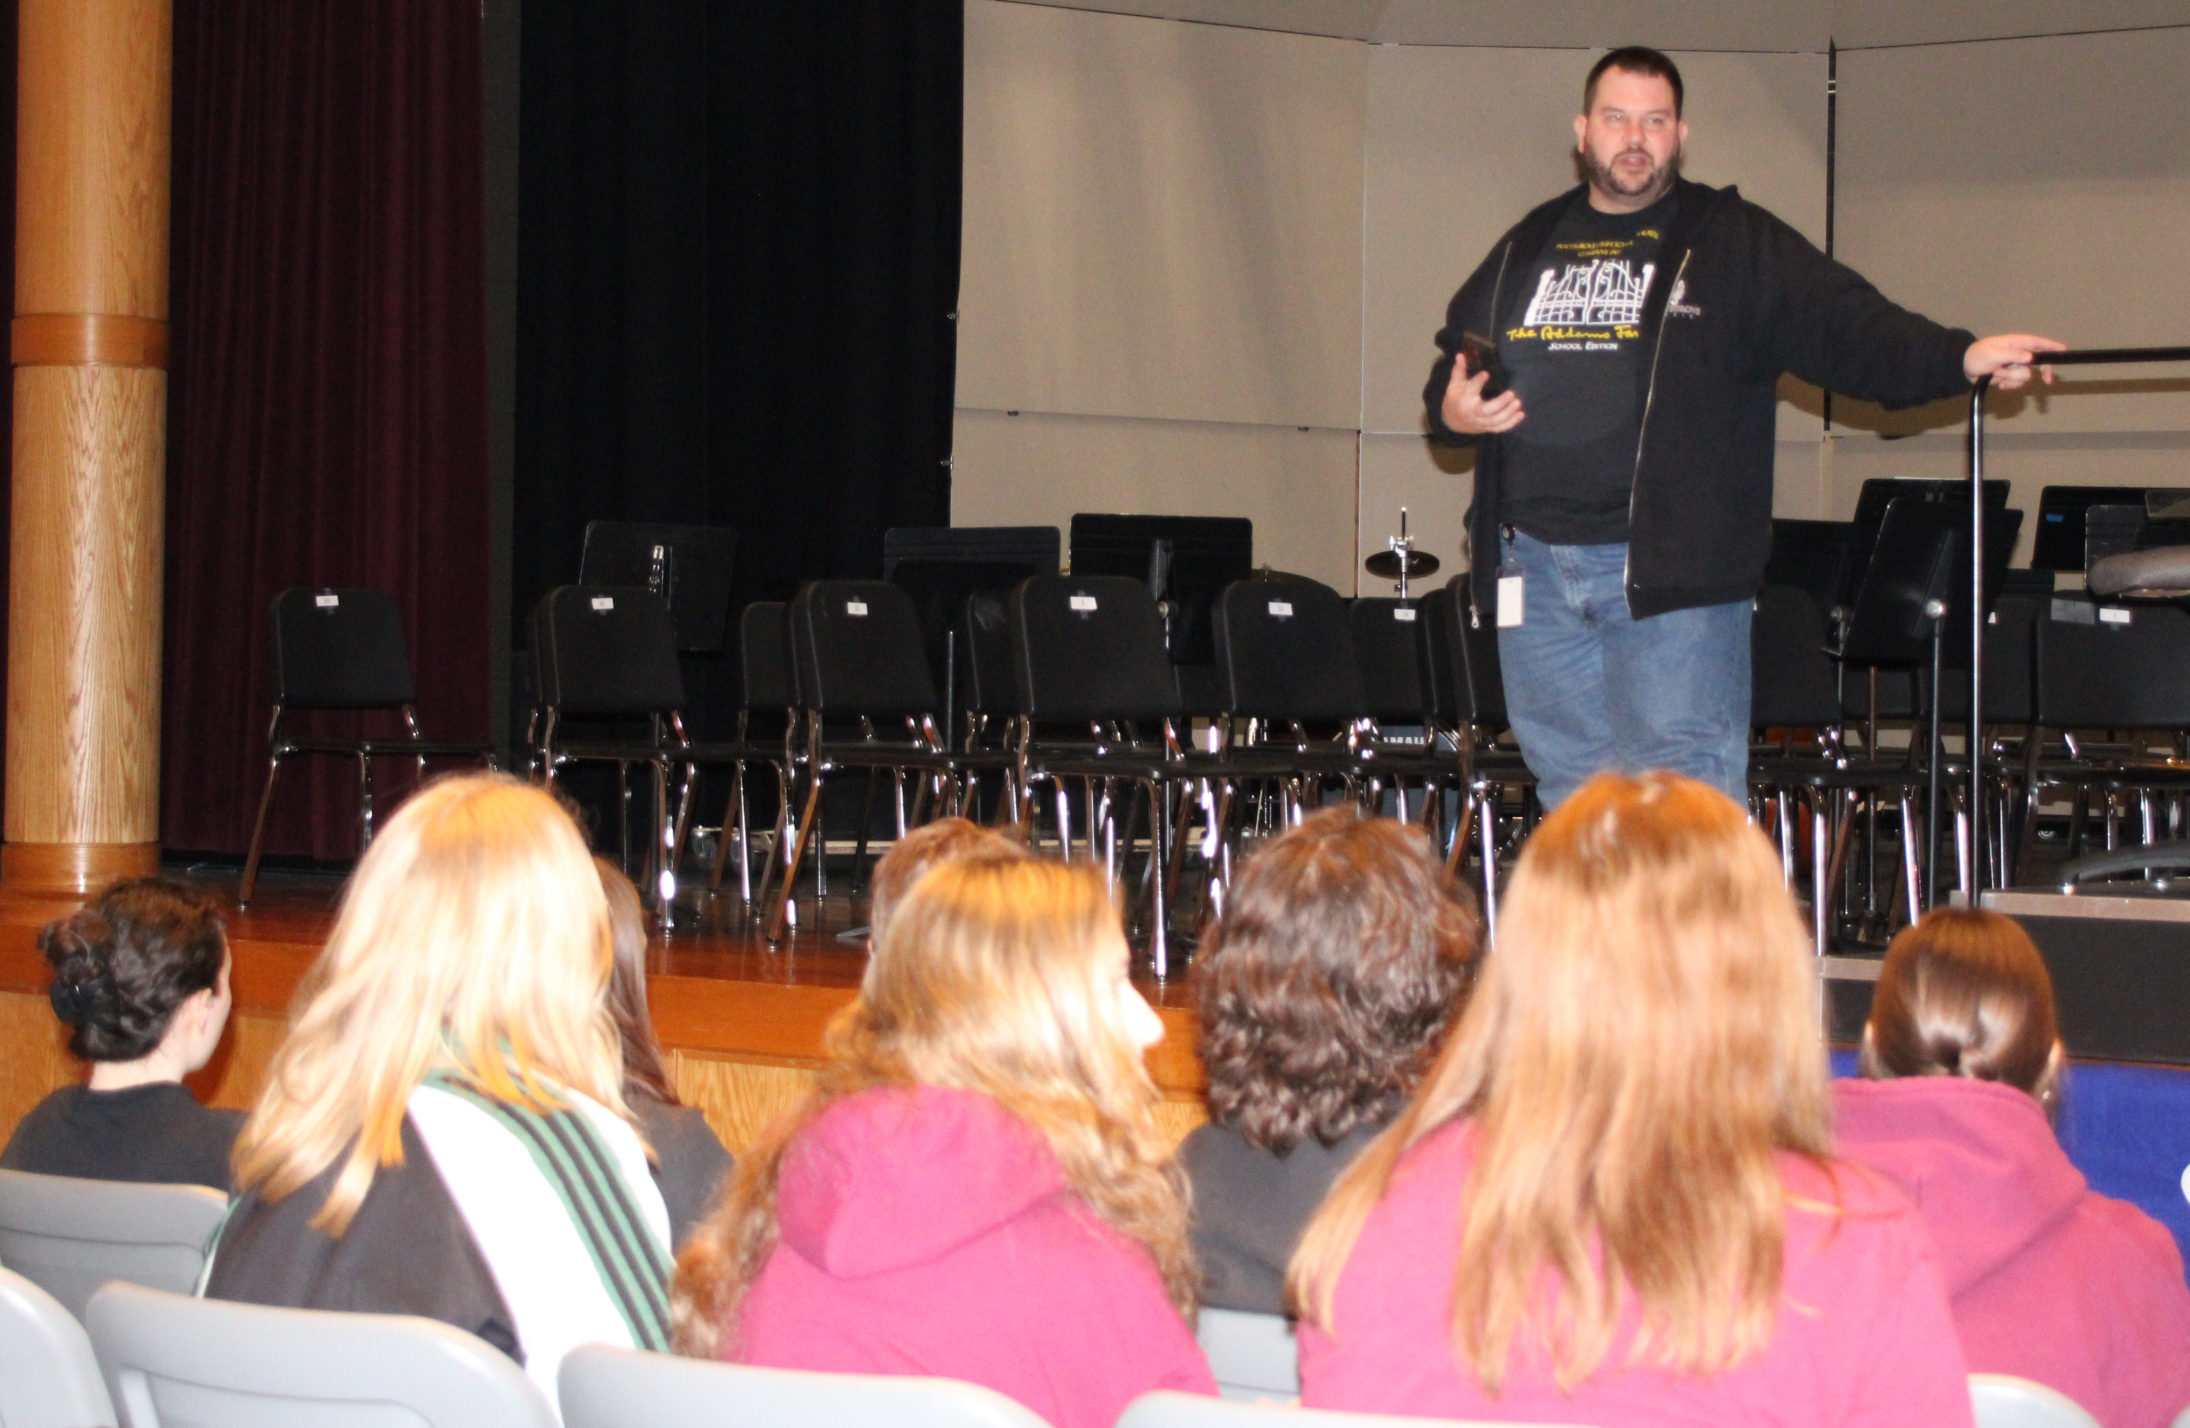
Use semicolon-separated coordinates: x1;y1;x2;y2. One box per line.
2014;595;2190;881
765;581;982;943
529;585;735;914
1211;578;1370;803
242;589;495;903
1009;574;1225;975
1346;595;1456;826
1422;577;1536;925
956;589;1025;822
1748;584;1927;951
709;602;797;906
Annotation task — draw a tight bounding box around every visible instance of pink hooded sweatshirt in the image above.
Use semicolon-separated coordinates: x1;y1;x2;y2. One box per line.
1299;1117;1974;1428
731;1085;1216;1428
1835;1076;2190;1428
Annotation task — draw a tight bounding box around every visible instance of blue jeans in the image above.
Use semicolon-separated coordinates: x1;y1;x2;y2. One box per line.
1495;531;1751;810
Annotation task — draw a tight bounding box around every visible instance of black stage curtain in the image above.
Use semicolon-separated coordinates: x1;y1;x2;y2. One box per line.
161;1;494;858
515;1;962;736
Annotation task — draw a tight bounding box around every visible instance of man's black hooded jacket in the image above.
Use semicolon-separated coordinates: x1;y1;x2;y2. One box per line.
1426;178;1976;619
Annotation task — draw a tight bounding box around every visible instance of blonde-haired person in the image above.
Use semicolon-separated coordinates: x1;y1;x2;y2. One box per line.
673;858;1215;1428
1838;908;2190;1427
207;775;672;1408
1290;772;1972;1428
597;858;733;1250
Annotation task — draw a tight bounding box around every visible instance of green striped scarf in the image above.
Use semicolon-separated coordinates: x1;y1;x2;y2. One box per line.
423;1070;672;1351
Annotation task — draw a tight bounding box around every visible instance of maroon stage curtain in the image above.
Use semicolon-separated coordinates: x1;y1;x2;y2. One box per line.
161;0;492;859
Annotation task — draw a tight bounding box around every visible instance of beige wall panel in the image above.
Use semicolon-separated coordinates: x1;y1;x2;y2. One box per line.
998;0;1386;41
1358;432;1473;584
1832;1;2190;50
1834;31;2190;439
1771;437;1831;520
959;0;1366;428
1362;46;1828;440
951;408;1360;587
1825;432;2190;565
1372;0;1829;52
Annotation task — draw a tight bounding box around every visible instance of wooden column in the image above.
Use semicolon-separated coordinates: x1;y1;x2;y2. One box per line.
4;0;171;893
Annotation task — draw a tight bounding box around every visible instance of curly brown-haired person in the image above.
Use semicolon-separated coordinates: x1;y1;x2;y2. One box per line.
1176;809;1478;1313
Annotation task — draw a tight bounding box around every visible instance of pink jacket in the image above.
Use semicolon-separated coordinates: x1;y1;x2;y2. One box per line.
1299;1118;1973;1428
1835;1077;2190;1428
730;1085;1215;1428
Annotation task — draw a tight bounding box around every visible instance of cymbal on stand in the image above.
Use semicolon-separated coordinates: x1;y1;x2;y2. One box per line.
1364;548;1441;580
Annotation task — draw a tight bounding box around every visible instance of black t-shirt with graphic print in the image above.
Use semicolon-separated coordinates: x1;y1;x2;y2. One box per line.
1497;190;1673;546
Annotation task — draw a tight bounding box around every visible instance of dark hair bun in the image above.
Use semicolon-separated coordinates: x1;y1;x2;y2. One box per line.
39;878;227;1062
43;912;118;1026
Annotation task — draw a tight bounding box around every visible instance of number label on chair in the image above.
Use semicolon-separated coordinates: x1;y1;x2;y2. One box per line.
1267;601;1293;618
591;596;615;610
315;593;339;608
1069;595;1098;612
847;600;869;616
2100;606;2133;625
1392;607;1416;622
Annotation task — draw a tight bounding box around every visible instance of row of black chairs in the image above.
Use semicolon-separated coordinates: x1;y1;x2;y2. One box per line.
242;570;2190;961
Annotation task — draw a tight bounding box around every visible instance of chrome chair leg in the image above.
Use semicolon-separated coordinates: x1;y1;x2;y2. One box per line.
240;751;286;906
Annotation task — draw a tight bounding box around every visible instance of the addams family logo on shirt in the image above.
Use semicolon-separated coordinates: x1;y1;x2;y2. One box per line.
1523;259;1655;327
1667;277;1703;319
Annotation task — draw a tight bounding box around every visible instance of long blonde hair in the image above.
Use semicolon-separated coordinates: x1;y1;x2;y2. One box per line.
1291;772;1830;1391
672;857;1193;1355
233;774;623;1234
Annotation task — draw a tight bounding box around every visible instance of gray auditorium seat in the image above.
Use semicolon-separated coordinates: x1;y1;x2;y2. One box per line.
1116;1388;1588;1428
558;1344;1051;1428
0;1169;228;1320
0;1264;114;1428
1195;1307;1299;1403
2088;545;2190;599
1969;1374;2103;1428
84;1281;557;1428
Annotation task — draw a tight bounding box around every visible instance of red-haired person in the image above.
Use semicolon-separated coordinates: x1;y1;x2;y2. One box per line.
1290;772;1971;1427
1838;908;2190;1427
673;859;1214;1428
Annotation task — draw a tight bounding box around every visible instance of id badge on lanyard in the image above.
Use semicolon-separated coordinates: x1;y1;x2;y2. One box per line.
1497;530;1523;628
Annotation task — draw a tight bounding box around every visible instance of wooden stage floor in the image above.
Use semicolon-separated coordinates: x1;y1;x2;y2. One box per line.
0;868;1214;1155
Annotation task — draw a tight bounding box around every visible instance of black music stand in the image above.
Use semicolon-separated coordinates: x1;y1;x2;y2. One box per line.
2031;485;2148;572
882;525;1062;734
1766;519;1866;629
579;521;739;654
1841;496;2021;906
1068;514;1254;674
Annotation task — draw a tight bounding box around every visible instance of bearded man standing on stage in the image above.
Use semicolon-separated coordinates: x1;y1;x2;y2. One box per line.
1429;45;2060;809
